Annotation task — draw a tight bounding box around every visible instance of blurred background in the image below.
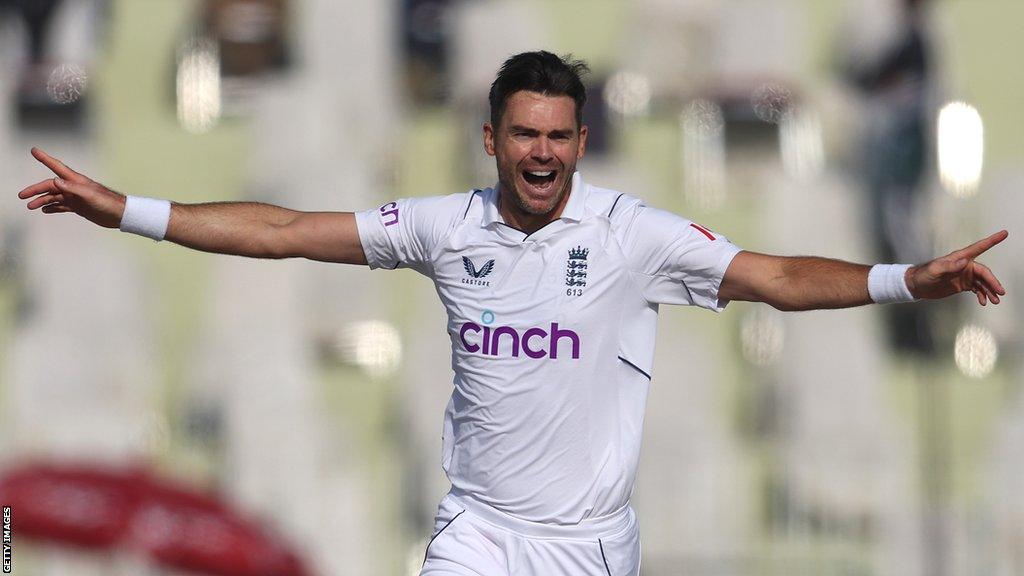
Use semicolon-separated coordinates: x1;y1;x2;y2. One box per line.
0;0;1021;574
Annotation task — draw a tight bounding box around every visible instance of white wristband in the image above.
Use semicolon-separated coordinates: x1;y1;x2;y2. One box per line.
119;195;171;241
868;263;916;304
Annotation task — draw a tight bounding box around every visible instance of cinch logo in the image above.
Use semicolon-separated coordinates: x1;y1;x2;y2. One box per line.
379;202;399;227
459;322;581;359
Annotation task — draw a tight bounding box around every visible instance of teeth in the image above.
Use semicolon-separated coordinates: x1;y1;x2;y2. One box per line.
526;170;553;177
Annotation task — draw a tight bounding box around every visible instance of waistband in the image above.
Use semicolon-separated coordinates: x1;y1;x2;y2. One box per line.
446;489;634;540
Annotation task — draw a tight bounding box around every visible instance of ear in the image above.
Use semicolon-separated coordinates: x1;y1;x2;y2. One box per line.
483;122;496;157
576;125;588;159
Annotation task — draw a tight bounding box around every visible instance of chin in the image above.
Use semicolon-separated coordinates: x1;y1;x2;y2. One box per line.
514;189;562;216
522;203;558;217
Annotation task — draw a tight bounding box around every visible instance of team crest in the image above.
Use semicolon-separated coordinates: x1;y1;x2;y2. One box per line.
565;246;588;295
462;256;494;286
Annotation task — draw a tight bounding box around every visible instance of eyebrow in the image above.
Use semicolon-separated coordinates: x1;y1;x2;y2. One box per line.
508;125;576;137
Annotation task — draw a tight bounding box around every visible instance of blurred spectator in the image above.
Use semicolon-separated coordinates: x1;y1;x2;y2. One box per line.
1;0;63;97
1;0;111;127
402;0;454;104
1;0;62;63
203;0;290;78
844;0;937;356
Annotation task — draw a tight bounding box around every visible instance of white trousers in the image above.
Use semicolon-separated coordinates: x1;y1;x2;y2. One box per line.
421;491;641;576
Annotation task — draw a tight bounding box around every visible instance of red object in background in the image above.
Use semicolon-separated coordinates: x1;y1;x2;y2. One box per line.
0;463;309;576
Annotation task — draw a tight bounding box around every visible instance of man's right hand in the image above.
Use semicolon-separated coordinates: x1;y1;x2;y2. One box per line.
18;147;368;264
18;147;126;229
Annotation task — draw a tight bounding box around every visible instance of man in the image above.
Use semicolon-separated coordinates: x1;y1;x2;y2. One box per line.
17;51;1006;575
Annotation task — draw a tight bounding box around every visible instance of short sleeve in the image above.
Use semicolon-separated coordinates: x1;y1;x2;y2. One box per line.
622;205;742;311
355;194;466;276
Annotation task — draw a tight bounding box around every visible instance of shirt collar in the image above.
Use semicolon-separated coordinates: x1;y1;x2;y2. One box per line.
482;172;586;226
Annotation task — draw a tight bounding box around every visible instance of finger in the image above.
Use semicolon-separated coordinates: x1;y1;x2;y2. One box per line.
972;262;1006;295
975;288;986;306
976;279;1000;305
31;147;84;181
953;230;1009;260
41;204;72;214
17;179;59;199
976;278;1000;304
27;193;64;210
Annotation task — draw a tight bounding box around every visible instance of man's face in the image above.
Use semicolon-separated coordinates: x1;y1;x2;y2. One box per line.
484;91;587;222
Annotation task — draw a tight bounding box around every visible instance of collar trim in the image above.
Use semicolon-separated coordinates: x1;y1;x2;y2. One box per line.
482;172;585;226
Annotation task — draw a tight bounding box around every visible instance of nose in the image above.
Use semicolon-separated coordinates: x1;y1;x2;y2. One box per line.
531;137;553;163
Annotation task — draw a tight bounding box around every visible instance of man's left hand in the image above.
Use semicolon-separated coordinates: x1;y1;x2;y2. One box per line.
907;230;1009;305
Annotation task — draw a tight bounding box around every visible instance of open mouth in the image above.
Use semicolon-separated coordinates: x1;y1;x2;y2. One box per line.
521;169;557;190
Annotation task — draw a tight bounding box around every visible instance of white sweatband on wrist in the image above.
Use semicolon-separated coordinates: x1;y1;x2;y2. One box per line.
868;263;916;304
119;195;171;241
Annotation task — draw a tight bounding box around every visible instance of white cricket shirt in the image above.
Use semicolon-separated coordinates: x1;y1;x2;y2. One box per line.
355;173;742;524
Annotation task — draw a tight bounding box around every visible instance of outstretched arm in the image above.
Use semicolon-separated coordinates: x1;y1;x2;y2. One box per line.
719;231;1008;311
17;148;367;264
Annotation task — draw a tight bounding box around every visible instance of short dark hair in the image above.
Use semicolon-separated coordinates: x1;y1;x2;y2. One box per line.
488;51;590;130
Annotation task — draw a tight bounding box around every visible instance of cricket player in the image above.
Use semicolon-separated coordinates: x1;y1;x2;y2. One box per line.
17;51;1007;575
